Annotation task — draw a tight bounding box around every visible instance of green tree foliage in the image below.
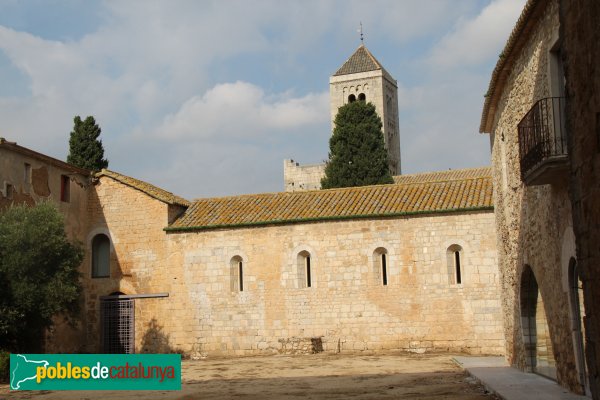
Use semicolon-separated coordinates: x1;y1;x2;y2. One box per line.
321;101;394;189
0;203;83;352
67;116;109;171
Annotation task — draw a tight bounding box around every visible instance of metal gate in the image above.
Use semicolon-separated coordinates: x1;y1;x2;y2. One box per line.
100;299;135;354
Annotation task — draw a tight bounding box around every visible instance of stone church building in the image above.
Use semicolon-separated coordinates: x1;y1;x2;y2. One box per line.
3;1;598;397
0;43;505;359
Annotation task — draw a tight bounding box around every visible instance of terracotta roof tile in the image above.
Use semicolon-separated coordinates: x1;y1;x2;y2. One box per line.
96;169;190;207
168;167;493;231
392;167;491;184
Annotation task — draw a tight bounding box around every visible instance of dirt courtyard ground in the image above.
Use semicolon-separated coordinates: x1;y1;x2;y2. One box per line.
2;352;499;400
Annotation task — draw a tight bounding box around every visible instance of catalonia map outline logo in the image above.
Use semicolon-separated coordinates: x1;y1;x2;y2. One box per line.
10;353;181;391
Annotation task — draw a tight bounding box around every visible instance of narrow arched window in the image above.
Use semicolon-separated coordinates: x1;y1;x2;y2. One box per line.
230;256;244;292
446;245;463;284
92;234;110;278
297;251;311;288
455;251;461;284
358;93;366;102
382;253;388;285
348;94;356;103
373;247;388;286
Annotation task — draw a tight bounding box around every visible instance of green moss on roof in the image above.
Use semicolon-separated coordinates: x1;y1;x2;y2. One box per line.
167;167;493;232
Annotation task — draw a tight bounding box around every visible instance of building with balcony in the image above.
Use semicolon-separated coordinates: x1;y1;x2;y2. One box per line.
479;0;590;395
518;96;568;185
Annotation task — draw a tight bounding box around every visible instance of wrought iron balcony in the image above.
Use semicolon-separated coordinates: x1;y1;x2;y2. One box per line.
518;97;568;185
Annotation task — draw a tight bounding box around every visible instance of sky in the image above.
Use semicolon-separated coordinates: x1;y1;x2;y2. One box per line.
0;0;526;199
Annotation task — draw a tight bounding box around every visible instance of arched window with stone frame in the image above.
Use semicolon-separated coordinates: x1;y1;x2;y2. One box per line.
446;244;463;285
373;247;389;286
92;233;110;278
297;250;312;288
230;256;244;292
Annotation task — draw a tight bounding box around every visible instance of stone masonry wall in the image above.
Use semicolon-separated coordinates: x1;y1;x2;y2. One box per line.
78;178;505;360
83;177;503;357
330;70;401;174
160;211;502;357
283;159;325;192
561;0;600;397
82;177;182;353
488;0;581;392
0;146;90;241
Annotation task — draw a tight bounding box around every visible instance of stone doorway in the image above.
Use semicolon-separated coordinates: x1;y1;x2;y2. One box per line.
99;292;169;354
520;265;556;379
100;295;135;354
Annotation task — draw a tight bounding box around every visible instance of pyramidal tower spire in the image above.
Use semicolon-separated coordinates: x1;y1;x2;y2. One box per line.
329;44;402;175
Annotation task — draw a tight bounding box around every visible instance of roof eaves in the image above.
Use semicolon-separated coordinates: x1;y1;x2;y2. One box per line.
164;206;494;233
479;0;543;133
96;169;190;207
0;137;91;176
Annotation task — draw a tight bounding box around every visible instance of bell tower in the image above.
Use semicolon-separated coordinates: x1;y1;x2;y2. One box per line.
329;44;401;175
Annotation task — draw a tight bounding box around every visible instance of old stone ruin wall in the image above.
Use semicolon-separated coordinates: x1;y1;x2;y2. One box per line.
283;159;325;192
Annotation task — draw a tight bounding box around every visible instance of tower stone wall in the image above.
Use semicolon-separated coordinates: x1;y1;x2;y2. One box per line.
284;45;403;191
329;68;401;175
284;159;325;192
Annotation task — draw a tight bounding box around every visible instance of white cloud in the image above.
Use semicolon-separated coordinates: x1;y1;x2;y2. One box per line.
0;1;524;197
338;0;475;44
427;0;526;68
156;81;329;139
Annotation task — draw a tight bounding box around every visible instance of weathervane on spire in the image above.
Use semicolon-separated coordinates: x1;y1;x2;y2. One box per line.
358;22;364;43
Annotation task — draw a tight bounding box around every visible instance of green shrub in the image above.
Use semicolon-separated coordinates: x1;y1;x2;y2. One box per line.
0;350;9;383
0;203;83;352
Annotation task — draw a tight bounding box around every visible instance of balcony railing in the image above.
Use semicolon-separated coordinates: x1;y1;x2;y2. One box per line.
518;97;568;185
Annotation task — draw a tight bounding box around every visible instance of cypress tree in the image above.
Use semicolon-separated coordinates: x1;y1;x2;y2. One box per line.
321;101;394;189
67;116;109;171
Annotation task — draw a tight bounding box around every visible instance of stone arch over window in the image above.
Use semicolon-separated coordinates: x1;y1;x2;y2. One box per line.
372;247;388;286
297;250;312;288
520;265;556;379
230;256;244;292
291;245;316;289
92;234;110;278
358;93;366;102
348;94;356;103
446;244;463;284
